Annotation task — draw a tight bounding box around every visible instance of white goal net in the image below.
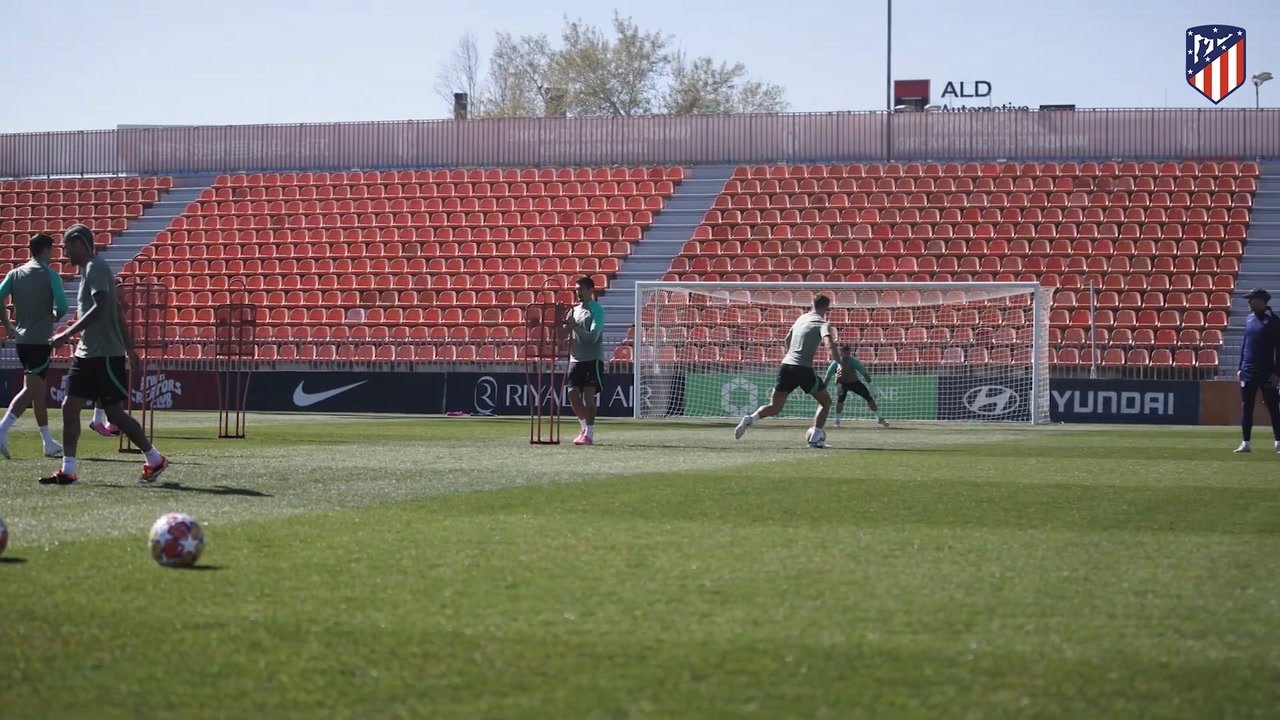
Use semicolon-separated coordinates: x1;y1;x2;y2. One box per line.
633;282;1053;424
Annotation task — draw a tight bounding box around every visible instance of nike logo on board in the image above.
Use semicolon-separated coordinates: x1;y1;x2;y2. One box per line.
292;381;368;407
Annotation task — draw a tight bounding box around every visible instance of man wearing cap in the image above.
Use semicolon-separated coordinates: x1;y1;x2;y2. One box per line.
1235;288;1280;453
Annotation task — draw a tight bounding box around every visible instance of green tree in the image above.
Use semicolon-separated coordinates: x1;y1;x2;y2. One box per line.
435;13;789;118
664;52;790;115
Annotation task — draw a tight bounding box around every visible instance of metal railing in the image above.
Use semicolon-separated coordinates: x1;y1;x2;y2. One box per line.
2;109;1279;178
2;339;1216;382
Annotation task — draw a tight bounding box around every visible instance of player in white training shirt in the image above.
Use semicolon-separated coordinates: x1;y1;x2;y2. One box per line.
735;294;841;448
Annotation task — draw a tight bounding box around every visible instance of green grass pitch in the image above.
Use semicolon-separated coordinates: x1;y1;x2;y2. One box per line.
0;413;1278;719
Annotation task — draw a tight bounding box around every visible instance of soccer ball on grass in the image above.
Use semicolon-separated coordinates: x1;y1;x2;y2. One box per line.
805;426;826;447
148;512;205;568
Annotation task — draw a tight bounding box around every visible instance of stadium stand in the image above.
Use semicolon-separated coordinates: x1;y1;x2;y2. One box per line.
117;167;684;362
0;176;171;280
624;160;1259;373
1;162;1260;377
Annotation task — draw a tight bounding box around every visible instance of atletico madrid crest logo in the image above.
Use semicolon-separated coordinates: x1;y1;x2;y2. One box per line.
1186;25;1246;104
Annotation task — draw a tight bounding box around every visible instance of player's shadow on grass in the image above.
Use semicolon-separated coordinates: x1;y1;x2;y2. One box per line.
826;444;944;452
148;482;271;498
82;457;206;467
1;557;28;565
612;441;939;452
98;482;270;497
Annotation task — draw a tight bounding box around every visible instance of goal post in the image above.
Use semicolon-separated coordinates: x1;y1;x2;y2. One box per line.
632;281;1053;424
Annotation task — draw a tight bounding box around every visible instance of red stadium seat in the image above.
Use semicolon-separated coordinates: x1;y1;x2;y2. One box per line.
1124;349;1148;366
89;167;686;363
84;159;1255;371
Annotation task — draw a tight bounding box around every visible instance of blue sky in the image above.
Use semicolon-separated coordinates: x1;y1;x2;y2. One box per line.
0;0;1276;134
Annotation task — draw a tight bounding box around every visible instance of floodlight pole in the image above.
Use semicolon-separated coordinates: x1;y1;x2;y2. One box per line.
884;0;893;161
886;0;892;112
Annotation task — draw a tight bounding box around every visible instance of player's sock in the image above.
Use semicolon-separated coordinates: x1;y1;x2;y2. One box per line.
834;414;841;427
92;407;106;425
749;410;761;422
39;426;61;456
585;425;594;440
144;447;163;466
62;456;77;476
0;412;16;432
579;418;588;433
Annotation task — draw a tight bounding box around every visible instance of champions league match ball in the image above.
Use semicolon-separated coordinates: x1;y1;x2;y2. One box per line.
148;512;205;568
806;426;826;447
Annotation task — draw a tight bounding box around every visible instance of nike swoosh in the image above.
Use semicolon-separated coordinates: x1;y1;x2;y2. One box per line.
292;380;368;408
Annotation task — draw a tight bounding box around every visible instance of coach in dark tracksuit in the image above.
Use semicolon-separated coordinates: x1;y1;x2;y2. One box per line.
1234;288;1280;454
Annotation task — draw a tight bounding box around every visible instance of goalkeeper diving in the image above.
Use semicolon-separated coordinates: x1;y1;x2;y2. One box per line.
825;345;889;428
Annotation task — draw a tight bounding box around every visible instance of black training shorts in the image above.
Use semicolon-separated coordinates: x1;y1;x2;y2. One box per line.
567;360;604;392
774;363;825;396
16;344;53;379
838;379;873;403
67;355;129;406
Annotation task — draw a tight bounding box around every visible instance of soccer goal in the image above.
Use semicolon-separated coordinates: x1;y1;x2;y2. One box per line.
632;281;1054;424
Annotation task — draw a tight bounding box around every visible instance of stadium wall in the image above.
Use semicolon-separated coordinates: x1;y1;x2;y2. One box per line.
2;109;1279;177
10;369;1261;426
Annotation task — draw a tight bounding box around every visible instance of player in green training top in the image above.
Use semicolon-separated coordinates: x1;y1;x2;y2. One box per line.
565;276;605;446
824;345;888;428
39;224;168;486
0;233;69;459
735;294;840;448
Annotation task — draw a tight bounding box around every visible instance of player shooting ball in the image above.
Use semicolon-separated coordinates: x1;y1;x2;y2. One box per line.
735;294;839;448
825;345;888;428
564;276;605;446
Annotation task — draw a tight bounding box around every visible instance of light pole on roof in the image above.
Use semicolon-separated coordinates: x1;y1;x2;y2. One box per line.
1253;72;1273;109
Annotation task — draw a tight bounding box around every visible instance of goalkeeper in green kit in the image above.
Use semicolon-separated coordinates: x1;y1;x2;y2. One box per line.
825;345;888;428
